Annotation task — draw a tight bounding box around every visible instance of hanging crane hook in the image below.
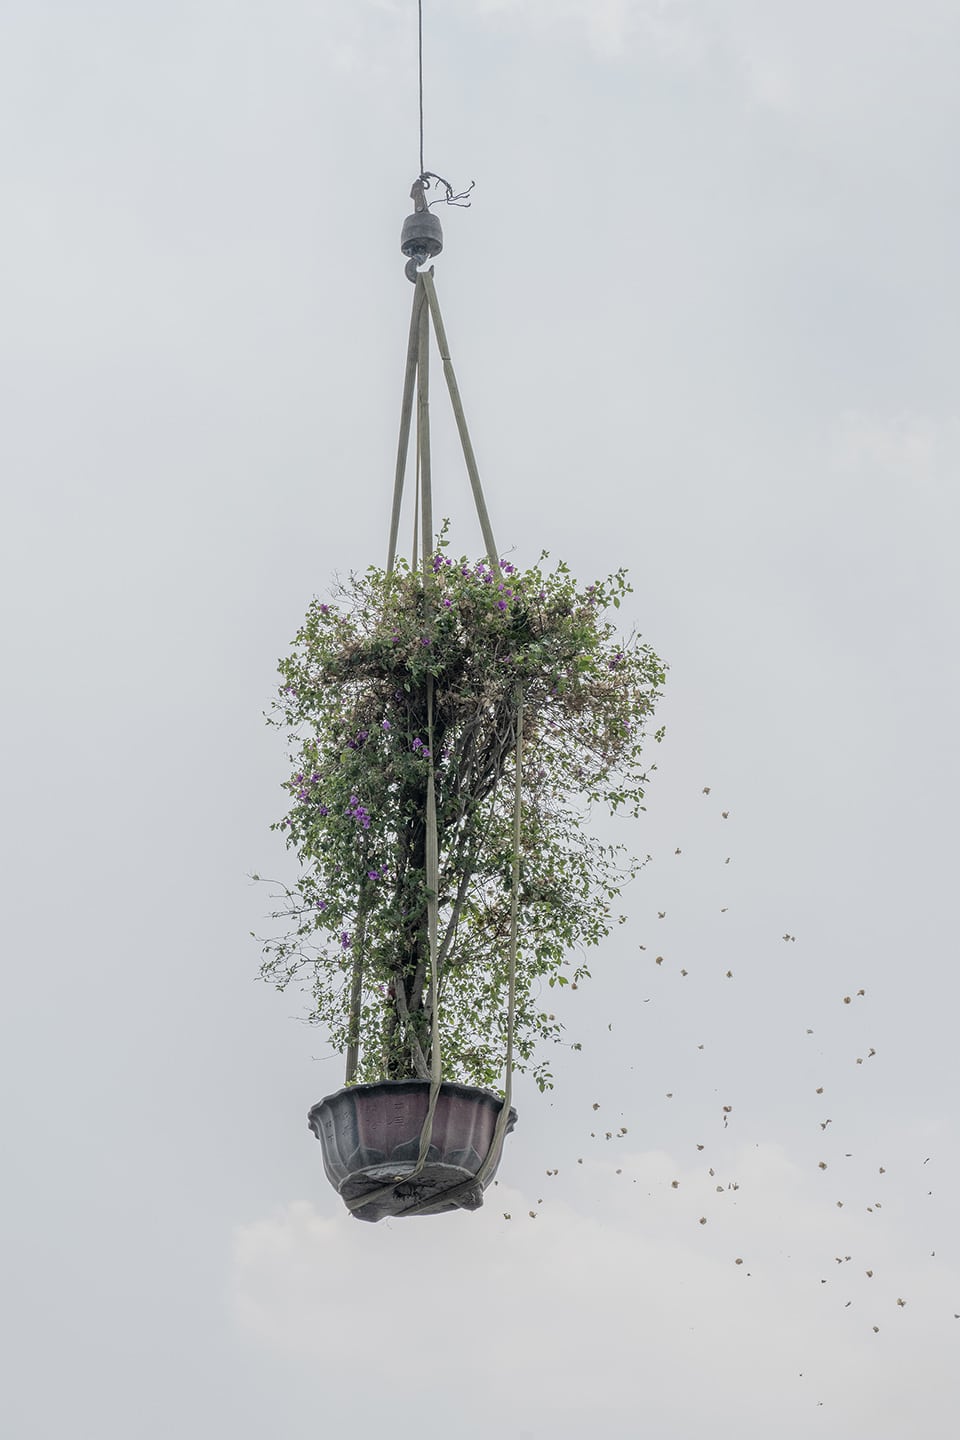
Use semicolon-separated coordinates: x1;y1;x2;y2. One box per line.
400;175;475;281
401;177;443;282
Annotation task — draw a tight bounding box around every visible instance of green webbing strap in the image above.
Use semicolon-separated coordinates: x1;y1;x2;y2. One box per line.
343;896;367;1085
387;279;426;577
420;270;499;572
349;270;511;1216
397;691;522;1217
346;299;442;1215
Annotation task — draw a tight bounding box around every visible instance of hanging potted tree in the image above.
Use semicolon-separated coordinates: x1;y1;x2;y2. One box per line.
257;221;665;1221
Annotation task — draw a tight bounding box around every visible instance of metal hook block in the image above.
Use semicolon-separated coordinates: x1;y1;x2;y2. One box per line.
401;208;443;282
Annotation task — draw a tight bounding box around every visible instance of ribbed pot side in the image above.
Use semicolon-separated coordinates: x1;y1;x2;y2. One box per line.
307;1080;518;1222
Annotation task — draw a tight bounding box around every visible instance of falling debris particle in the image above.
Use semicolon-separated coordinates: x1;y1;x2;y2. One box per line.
721;811;729;819
725;857;730;864
721;908;729;914
843;996;852;1005
735;1258;743;1265
820;1120;832;1130
658;911;666;919
528;1211;537;1219
697;1144;705;1151
702;787;711;795
816;1087;824;1094
806;1029;814;1035
725;969;733;978
681;968;688;976
873;1326;880;1333
866;1270;874;1278
697;1043;704;1050
868;1048;876;1057
618;1126;628;1135
897;1298;906;1308
783;934;796;942
577;1158;583;1165
699;1217;707;1225
605;1131;613;1140
708;1168;715;1177
592;1102;600;1111
879;1167;885;1175
503;1213;511;1220
857;989;865;996
819;1161;828;1170
856;1058;863;1065
655;956;664;965
616;1168;622;1175
666;1092;673;1099
716;1185;724;1193
675;847;681;855
671;1180;680;1189
836;1201;844;1208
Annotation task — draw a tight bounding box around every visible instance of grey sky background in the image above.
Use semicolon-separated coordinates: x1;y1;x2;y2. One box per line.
2;2;958;1436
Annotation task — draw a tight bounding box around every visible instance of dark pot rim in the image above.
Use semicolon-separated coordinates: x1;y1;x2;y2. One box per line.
309;1076;515;1118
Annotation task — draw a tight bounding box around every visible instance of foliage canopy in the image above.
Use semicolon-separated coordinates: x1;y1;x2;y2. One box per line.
260;540;666;1091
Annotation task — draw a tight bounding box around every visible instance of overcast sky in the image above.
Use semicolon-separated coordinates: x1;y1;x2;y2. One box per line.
2;2;959;1437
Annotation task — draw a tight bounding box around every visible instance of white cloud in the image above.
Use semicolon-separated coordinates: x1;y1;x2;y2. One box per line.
464;0;707;65
829;411;945;481
230;1143;958;1437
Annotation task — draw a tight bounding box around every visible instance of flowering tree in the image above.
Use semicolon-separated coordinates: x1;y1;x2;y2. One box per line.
259;541;666;1091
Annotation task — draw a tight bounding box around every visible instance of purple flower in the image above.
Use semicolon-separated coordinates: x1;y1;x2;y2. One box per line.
367;869;380;881
442;598;452;608
420;636;431;646
317;804;329;816
297;788;309;800
319;604;330;614
315;900;327;911
381;719;391;730
340;932;351;950
497;600;508;612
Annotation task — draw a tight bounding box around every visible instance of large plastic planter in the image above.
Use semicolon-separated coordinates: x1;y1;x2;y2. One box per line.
308;1079;518;1222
